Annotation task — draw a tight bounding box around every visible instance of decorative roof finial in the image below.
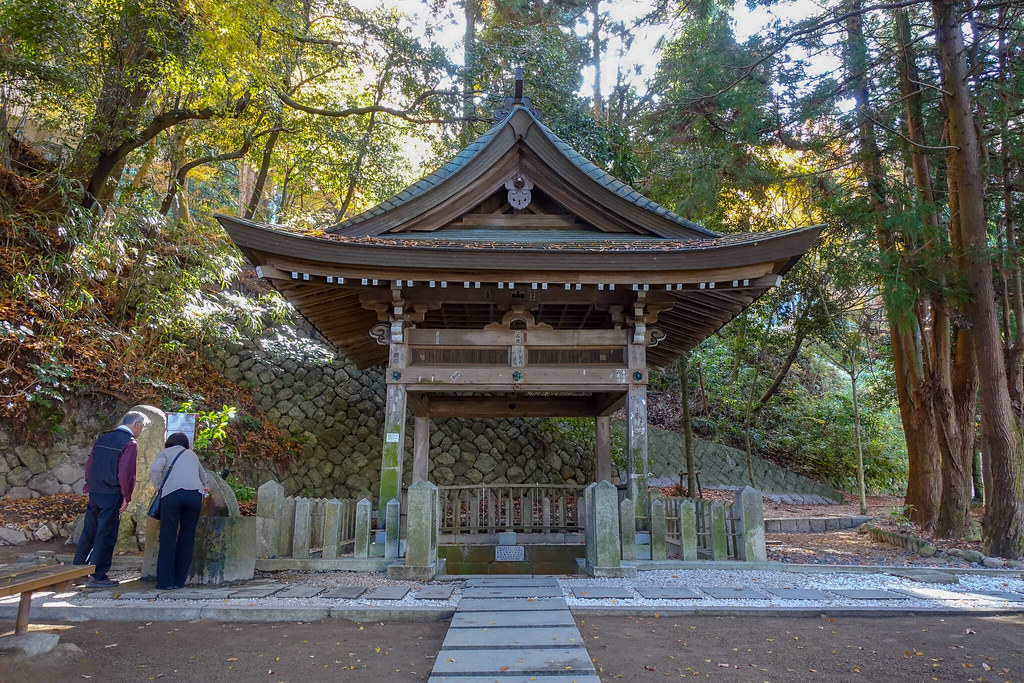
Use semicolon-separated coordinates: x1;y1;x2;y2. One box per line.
493;67;542;122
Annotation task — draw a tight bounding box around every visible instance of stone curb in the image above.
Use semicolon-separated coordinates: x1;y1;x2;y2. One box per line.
3;602;1021;625
569;605;1024;618
764;516;872;533
772;563;1024;577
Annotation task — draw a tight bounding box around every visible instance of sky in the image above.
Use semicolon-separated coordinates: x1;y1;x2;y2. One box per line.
348;0;816;100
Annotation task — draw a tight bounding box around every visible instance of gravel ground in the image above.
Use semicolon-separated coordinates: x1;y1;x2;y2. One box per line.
8;565;1018;615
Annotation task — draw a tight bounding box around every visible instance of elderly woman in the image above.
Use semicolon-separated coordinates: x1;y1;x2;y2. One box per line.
149;432;210;590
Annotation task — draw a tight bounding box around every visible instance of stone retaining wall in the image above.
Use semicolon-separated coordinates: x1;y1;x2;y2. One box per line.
204;322;594;502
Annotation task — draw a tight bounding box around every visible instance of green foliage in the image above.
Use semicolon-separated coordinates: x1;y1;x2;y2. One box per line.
226;476;256;504
180;402;237;459
887;504;915;533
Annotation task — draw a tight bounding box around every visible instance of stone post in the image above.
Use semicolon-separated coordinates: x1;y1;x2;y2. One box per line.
406;482;438;567
619;498;636;561
413;415;429;482
384;498;400;559
292;498;311;559
379;315;408;525
626;333;649;527
710;502;728;560
679;498;697;561
278;496;296;558
322;499;342;559
310;498;326;548
354;498;372;558
735;487;767;562
584;480;633;576
595;415;611;483
650;498;667;561
255;480;284;558
583;484;596;568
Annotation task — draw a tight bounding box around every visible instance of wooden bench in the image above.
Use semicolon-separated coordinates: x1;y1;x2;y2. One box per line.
0;564;95;635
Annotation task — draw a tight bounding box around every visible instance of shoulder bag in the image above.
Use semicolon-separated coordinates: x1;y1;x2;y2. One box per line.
147;447;187;519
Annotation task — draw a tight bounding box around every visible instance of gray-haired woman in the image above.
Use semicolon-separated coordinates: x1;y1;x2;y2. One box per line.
149;432;210;590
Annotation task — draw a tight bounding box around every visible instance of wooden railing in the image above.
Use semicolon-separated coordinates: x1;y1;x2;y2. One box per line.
662;496;741;560
438;484;586;536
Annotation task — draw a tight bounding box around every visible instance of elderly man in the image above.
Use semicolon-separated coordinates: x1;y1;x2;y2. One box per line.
74;411;149;588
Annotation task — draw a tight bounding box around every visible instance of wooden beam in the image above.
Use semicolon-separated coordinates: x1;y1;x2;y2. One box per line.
422;395;599;418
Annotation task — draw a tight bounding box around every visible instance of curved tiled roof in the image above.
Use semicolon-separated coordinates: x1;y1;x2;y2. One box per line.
327;106;718;238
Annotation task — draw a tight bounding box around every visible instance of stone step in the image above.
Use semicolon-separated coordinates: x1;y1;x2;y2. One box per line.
429;676;600;682
464;577;560;587
429;646;595;677
457;598;567;612
442;626;584;649
462;586;563;599
451;610;578;628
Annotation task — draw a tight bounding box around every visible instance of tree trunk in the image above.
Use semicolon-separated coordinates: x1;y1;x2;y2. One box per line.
850;360;867;515
848;5;940;530
590;0;603;120
244;126;282;221
461;0;480;143
932;0;1024;558
896;7;977;538
679;354;696;499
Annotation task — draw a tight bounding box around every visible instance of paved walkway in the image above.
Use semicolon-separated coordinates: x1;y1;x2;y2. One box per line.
430;577;597;682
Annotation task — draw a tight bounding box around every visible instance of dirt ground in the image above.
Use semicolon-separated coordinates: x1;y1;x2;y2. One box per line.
1;614;1022;682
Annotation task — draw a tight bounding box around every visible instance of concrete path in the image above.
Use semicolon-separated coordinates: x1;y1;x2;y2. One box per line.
429;577;598;683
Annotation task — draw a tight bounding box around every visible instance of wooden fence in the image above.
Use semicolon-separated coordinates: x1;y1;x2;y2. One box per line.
438;484;586;536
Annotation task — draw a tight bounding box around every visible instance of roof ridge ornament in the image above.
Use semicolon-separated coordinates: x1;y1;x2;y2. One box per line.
493;66;542;122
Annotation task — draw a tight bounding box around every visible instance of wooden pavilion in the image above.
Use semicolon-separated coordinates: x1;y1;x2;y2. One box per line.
216;87;822;530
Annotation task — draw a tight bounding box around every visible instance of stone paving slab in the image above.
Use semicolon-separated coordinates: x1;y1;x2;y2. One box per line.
763;588;834;600
158;589;233;600
107;591;162;600
570;586;632;600
634;587;703;600
830;589;906;600
363;586;410;600
457;598;567;612
442;626;584;649
974;591;1024;602
321;586;367;599
229;586;287;599
699;587;771;600
274;586;326;599
465;577;559;587
893;588;1000;601
429;647;594;676
451;610;578;628
415;585;456;600
463;586;563;599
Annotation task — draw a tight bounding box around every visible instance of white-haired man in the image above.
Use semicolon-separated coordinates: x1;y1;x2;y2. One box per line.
74;411;148;587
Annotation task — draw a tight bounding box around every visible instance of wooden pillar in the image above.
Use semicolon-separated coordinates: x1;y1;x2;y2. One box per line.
378;315;407;526
413;415;430;482
595;415;611;483
627;316;649;528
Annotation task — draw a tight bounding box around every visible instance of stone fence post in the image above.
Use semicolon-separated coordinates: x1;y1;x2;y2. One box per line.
255;480;284;558
583;481;635;577
735;487;767;562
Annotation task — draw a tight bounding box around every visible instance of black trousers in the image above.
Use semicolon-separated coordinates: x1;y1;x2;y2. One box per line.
156;489;203;588
74;492;122;579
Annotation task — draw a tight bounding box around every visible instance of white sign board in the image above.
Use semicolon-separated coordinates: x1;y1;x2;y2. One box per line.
166;413;197;447
385;432;400;443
